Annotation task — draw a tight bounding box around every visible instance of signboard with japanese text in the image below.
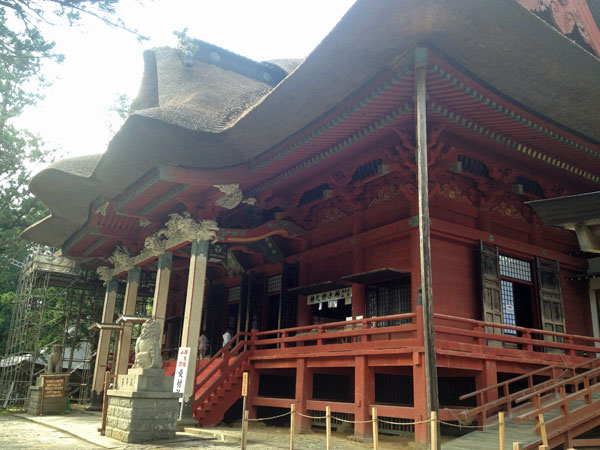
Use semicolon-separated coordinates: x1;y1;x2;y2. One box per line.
241;372;248;397
172;347;191;401
43;376;65;399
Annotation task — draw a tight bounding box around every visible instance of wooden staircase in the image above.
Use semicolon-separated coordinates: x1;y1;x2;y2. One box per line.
192;333;252;426
444;358;600;449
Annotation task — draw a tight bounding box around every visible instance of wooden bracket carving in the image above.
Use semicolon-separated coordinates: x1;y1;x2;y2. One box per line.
517;0;600;56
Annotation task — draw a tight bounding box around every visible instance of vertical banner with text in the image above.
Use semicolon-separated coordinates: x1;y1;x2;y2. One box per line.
173;347;191;420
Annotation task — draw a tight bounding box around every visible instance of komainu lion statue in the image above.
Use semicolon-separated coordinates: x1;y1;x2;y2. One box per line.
45;344;63;373
132;319;162;370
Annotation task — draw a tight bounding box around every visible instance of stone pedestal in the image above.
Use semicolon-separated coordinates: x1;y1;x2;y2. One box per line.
105;368;181;443
27;374;69;415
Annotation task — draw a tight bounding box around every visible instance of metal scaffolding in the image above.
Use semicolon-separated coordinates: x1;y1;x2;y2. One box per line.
0;247;105;410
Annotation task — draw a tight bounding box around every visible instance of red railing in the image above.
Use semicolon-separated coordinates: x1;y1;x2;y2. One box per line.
252;312;419;351
192;332;252;413
242;310;600;362
190;310;600;424
433;313;600;358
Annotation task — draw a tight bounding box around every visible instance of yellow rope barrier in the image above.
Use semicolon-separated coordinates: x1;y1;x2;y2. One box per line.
246;411;292;422
296;412;325;420
242;407;537;435
334;417;372;424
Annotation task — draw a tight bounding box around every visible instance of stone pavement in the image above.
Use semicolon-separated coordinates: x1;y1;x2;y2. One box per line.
0;413;99;450
0;409;432;449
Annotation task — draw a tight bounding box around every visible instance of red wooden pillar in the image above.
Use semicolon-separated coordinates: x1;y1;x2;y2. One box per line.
295;358;313;431
246;366;259;419
413;351;428;443
354;355;374;439
476;360;498;404
297;240;312;327
352;284;365;319
351;211;366;318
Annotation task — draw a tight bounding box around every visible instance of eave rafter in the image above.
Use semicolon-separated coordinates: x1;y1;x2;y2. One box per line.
248;102;414;196
517;0;600;57
250;66;414;173
245;48;600;201
428;64;600;162
428;101;600;184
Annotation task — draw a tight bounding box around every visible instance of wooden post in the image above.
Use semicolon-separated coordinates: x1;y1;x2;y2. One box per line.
416;46;440;450
114;268;140;377
355;355;373;439
181;241;209;407
538;414;548;447
499;412;505;450
326;406;331;450
513;443;523;450
290;404;295;450
372;407;379;450
152;252;173;344
538;446;549;450
294;358;312;432
241;409;249;450
100;371;110;435
40;377;46;415
430;411;438;450
91;279;118;402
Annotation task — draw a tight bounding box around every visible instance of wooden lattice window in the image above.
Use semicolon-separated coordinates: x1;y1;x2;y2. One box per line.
365;278;411;326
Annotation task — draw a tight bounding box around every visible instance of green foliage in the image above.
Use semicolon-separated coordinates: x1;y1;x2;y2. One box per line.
0;5;55;293
0;1;144;353
0;292;16;354
173;27;199;66
106;92;131;135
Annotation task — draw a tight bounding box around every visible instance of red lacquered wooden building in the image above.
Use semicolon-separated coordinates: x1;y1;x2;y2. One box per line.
23;0;600;446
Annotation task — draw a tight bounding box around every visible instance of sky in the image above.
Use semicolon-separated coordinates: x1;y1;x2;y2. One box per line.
17;0;356;166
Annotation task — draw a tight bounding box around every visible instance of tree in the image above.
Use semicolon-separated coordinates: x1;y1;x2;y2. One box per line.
0;4;55;293
0;1;142;351
0;2;144;286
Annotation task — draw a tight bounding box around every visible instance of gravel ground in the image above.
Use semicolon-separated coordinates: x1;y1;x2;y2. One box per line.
0;413;434;449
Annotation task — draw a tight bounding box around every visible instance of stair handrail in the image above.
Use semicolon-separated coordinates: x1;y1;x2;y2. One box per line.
193;346;251;408
515;359;600;408
459;364;569;403
456;365;570;423
457;357;600;423
513;361;600;449
193;332;252;402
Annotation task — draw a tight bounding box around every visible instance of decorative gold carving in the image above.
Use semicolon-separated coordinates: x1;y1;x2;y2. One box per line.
518;0;597;54
438;184;472;205
318;208;348;225
213;184;256;209
96;212;219;281
95;201;110;216
368;185;402;207
491;202;526;221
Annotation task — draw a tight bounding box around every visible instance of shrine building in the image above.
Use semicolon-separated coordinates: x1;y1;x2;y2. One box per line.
22;0;600;445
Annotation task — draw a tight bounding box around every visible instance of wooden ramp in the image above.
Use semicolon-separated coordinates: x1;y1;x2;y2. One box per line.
442;416;539;449
444;390;600;449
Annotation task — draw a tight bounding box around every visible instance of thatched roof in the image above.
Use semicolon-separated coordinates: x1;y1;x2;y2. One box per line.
23;0;600;247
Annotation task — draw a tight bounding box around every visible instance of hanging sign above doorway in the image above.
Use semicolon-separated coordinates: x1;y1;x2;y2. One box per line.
307;287;352;305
